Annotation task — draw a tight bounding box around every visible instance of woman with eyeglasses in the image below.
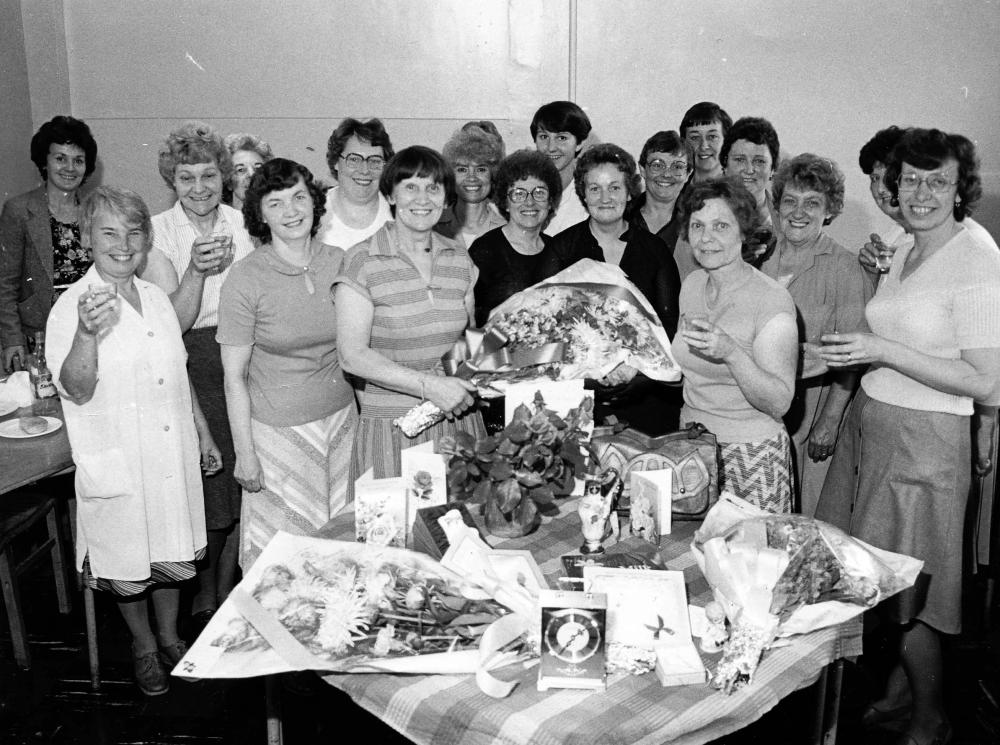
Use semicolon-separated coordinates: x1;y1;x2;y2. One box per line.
437;123;507;249
317;118;395;251
626;131;691;257
468;149;563;327
758;154;870;516
550;143;682;434
721;117;781;268
334;146;485;481
816;129;1000;745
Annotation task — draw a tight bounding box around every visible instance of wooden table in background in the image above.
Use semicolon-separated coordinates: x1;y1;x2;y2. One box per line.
0;402;74;495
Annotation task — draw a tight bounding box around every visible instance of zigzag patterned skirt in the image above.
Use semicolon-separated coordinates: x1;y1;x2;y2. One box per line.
239;405;359;571
718;428;793;513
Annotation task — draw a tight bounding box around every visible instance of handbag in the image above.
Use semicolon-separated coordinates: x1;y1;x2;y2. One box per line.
590;422;720;520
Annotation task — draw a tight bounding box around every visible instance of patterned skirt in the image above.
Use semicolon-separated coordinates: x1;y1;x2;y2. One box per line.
83;547;206;598
239;406;358;571
718;428;793;513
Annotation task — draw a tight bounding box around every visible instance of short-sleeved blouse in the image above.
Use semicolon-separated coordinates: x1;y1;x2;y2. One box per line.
862;226;1000;414
672;267;796;443
216;241;354;427
333;222;475;418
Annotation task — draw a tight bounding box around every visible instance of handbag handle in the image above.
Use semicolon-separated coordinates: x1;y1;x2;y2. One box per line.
684;422;709;439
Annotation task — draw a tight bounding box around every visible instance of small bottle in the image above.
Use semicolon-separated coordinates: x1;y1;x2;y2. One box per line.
31;331;58;405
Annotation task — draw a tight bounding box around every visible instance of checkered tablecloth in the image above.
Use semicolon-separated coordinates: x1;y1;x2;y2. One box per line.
315;500;862;745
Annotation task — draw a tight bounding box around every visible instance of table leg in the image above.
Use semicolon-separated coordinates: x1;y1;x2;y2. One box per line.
810;659;844;745
265;675;283;745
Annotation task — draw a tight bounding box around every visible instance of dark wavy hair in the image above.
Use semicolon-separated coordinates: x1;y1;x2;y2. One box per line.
573;143;642;208
30;115;98;183
491;149;563;221
679;102;732;140
884;128;981;221
772;154;845;224
529;101;592;143
379;146;457;213
325;118;395;178
638;130;691;169
720;117;780;170
242;158;327;243
678;178;760;243
858;125;907;175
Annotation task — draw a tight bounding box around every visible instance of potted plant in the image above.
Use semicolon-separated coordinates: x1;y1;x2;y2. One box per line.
440;392;593;538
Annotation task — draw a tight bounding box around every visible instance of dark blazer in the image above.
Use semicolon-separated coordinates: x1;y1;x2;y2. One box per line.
0;186;54;348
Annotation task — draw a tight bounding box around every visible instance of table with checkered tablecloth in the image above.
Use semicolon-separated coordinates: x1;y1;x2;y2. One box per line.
314;500;861;745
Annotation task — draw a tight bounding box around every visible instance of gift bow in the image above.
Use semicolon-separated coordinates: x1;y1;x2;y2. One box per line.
441;327;564;380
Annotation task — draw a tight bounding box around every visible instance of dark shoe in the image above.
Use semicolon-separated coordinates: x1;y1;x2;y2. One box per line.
894;721;953;745
158;640;188;670
861;701;911;730
133;647;169;696
189;609;215;640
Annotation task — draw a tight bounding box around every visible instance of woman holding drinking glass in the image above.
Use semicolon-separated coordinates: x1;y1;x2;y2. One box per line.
334;146;485;480
469;149;563;327
816;129;1000;745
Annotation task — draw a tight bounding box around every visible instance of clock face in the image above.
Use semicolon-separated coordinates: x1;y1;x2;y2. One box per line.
544;608;603;663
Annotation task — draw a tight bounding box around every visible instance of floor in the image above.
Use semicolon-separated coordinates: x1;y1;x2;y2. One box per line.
3;494;999;744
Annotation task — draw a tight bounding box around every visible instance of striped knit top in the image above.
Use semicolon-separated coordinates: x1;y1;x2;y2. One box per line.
333;222;476;419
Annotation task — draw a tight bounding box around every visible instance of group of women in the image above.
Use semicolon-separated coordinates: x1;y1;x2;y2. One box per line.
1;103;997;745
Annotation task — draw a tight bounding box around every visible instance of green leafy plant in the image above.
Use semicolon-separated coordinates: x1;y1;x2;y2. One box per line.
440;392;593;535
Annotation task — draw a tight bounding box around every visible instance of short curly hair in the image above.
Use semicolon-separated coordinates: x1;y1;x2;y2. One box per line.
638;130;691;169
530;101;592;143
720;117;780;170
883;128;980;222
772;154;845;224
325;118;395;178
379;146;457;213
678;178;760;243
858;126;906;175
79;186;153;253
679;102;732;140
157;121;232;189
222;132;274;201
30;115;99;183
442;126;505;183
242;158;327;244
491;149;563;221
572;143;642;208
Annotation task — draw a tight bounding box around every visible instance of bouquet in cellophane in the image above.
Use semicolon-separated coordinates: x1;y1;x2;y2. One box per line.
691;495;922;694
395;260;680;436
173;532;535;690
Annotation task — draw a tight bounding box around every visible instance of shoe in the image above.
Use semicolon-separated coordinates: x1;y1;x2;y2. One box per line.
133;647;169;696
861;701;911;729
895;721;953;745
158;640;188;670
189;608;215;640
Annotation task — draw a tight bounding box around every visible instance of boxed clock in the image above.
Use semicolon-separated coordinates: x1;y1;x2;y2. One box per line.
537;589;607;691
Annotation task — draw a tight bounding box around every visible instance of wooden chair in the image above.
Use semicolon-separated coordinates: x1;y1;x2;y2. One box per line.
0;490;72;669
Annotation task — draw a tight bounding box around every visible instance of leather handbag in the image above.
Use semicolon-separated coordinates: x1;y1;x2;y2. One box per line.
590;422;720;520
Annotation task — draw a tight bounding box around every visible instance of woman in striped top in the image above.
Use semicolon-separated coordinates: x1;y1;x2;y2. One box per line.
334;146;485;481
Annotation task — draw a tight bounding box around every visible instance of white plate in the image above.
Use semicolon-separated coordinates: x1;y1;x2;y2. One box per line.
0;416;63;439
0;399;19;417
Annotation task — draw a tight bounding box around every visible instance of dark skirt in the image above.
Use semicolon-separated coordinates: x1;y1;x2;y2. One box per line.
816;389;970;634
185;327;240;530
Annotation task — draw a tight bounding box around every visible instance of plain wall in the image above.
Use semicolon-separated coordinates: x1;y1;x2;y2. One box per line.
12;0;1000;248
0;1;40;202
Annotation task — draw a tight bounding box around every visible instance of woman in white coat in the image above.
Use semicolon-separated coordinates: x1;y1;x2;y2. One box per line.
46;186;214;697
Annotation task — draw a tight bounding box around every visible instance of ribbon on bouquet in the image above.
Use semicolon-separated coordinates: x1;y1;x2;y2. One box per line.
441;327;564;380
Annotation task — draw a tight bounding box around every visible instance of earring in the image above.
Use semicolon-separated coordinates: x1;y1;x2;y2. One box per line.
955;196;962;206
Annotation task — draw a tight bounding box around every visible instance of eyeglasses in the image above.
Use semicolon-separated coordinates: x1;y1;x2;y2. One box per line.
455;165;490;178
897;172;958;193
645;159;689;177
340;153;386;171
508;186;550;203
729;155;771;171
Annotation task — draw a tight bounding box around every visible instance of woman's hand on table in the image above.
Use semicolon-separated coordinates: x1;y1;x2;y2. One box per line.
818;331;885;368
680;318;736;361
423;376;477;419
234;452;266;492
77;289;119;336
190;235;227;275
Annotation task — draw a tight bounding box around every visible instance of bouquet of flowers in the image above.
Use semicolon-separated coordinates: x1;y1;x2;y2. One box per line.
394;260;679;437
691;495;922;694
174;532;533;681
